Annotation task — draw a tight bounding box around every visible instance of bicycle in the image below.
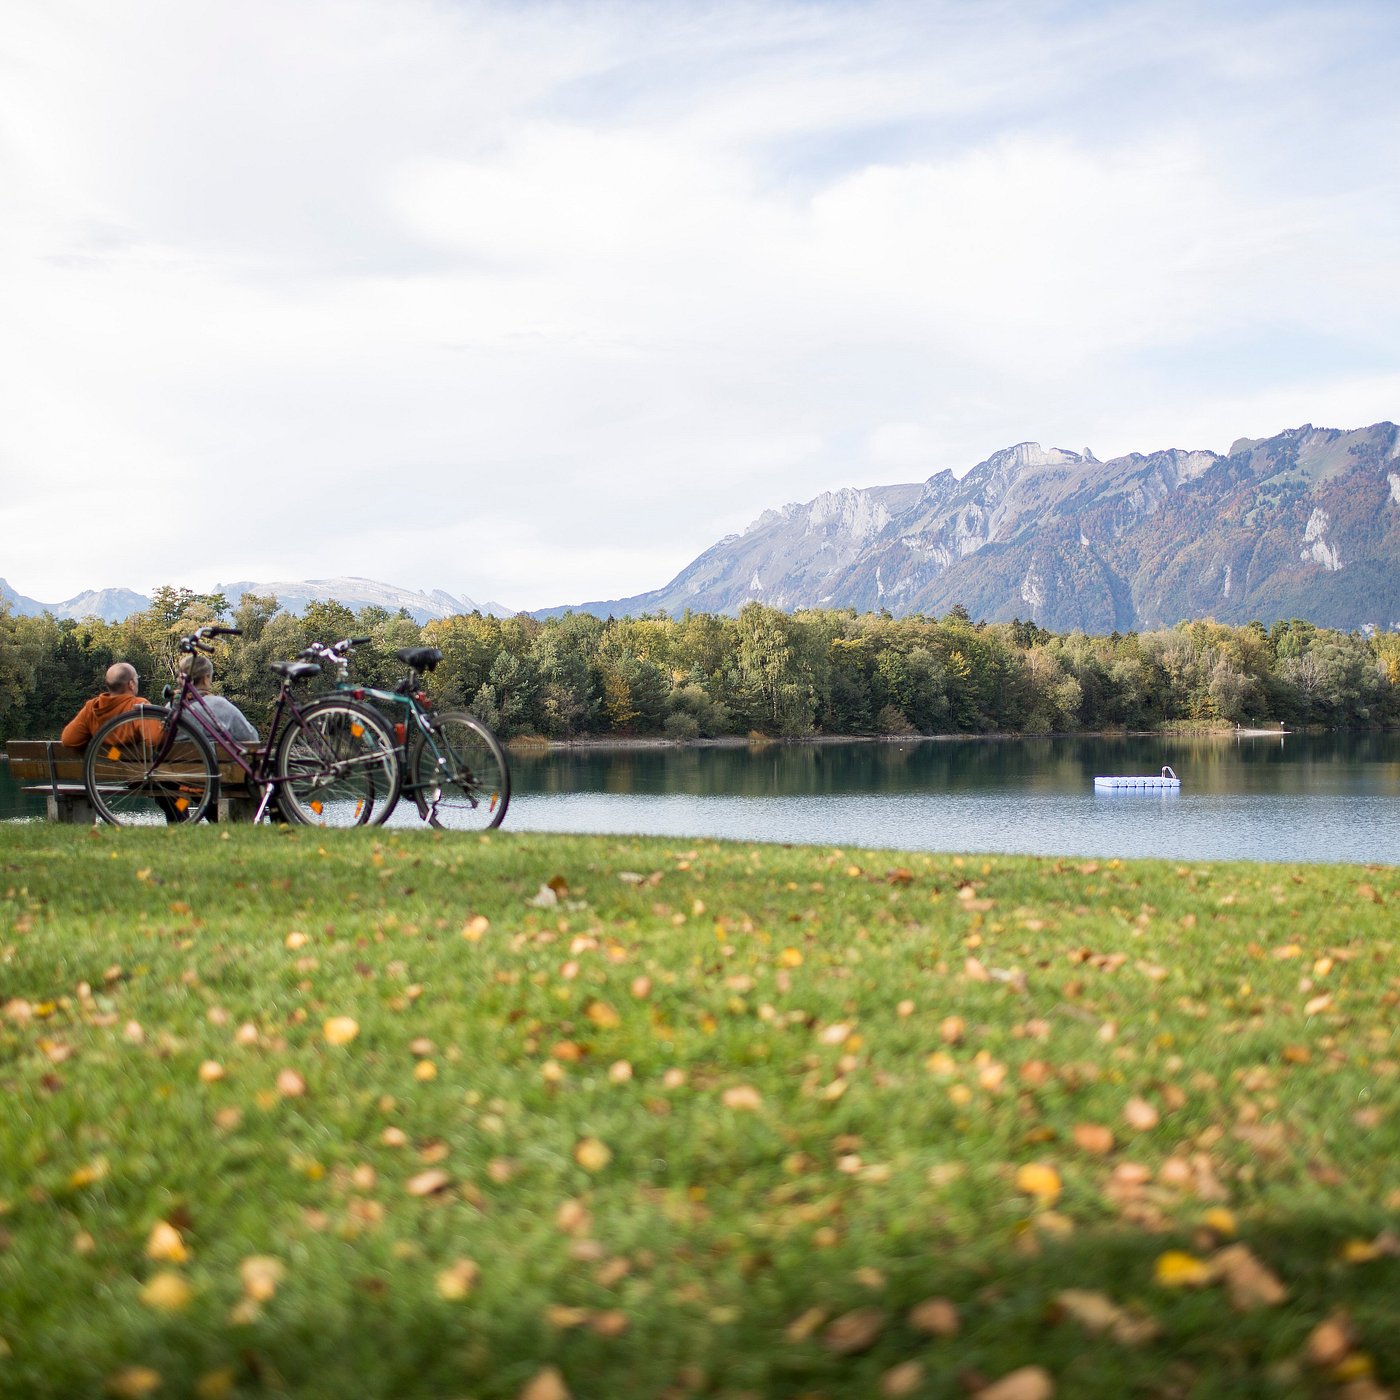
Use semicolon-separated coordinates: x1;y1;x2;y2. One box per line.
299;637;510;830
83;626;402;827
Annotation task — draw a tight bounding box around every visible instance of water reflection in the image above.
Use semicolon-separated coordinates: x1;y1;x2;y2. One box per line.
4;733;1397;863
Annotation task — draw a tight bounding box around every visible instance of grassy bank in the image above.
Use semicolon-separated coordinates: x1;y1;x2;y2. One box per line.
1;827;1398;1399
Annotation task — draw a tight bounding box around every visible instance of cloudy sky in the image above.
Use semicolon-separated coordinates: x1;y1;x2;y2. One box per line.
3;0;1398;611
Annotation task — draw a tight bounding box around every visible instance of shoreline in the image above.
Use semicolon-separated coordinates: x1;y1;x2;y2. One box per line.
512;725;1318;752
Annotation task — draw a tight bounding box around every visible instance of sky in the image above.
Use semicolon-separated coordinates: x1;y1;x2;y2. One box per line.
2;0;1399;612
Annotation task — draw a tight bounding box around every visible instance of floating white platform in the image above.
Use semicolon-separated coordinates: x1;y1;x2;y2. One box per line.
1094;765;1180;791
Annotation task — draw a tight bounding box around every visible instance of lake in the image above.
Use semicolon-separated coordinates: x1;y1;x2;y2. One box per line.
3;732;1396;865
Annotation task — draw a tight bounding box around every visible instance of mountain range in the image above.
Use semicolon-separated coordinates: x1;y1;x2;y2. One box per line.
0;576;510;626
7;422;1398;633
544;422;1400;632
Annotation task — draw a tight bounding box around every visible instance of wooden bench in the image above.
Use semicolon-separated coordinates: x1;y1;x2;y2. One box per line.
5;739;263;823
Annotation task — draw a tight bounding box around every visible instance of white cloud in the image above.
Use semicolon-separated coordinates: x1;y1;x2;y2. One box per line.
2;0;1398;609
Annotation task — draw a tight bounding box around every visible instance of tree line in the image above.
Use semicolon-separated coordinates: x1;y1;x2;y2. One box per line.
2;587;1397;745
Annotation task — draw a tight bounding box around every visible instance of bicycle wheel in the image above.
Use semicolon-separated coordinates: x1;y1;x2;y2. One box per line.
274;698;401;828
408;710;510;830
85;707;218;826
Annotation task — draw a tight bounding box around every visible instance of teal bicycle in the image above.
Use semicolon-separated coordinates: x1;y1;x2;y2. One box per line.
299;638;510;830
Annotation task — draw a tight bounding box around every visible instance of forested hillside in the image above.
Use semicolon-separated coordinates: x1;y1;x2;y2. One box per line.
3;586;1397;744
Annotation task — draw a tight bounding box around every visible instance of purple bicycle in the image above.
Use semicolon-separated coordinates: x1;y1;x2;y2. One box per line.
82;625;401;826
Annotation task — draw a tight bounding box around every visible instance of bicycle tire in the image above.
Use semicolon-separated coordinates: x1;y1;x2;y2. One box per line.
274;697;401;827
84;706;219;826
407;710;510;830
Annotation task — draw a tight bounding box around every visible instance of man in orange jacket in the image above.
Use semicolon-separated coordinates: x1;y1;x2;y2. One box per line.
60;663;152;749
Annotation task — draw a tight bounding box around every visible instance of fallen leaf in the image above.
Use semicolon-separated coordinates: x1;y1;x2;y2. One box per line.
146;1220;188;1263
785;1306;829;1342
1072;1123;1115;1155
1055;1289;1159;1345
1123;1097;1160;1131
980;1365;1055;1400
323;1016;359;1046
435;1258;479;1300
239;1255;285;1301
1213;1243;1287;1310
1015;1162;1062;1204
462;915;490;941
197;1060;225;1083
1154;1250;1212;1287
139;1271;193;1312
275;1068;306;1098
907;1296;960;1336
822;1307;885;1354
518;1365;570;1400
405;1169;451;1197
1306;1312;1356;1368
106;1367;163;1398
721;1084;763;1111
880;1360;924;1397
574;1137;612;1172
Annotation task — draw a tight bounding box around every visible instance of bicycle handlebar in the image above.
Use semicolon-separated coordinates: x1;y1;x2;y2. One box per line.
177;624;243;653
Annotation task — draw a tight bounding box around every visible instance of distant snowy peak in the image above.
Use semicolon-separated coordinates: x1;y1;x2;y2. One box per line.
0;577;149;622
216;576;513;623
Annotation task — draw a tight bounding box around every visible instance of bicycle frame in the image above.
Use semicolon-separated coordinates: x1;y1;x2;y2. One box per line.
162;669;323;823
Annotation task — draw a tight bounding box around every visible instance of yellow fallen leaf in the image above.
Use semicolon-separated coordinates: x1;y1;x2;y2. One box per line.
106;1367;162;1398
413;1059;438;1082
323;1016;359;1046
462;914;490;942
784;1306;829;1342
284;931;308;949
778;947;803;967
194;1370;235;1400
239;1255;285;1301
198;1060;225;1083
1015;1162;1062;1204
574;1137;612;1172
435;1258;480;1300
1154;1250;1212;1287
68;1157;110;1189
586;1000;621;1029
146;1220;188;1263
139;1271;193;1312
1202;1208;1238;1237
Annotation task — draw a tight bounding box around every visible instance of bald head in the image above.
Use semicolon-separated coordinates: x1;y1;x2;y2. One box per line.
105;663;139;695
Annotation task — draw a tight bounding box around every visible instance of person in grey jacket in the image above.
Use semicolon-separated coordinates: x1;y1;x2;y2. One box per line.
178;652;260;745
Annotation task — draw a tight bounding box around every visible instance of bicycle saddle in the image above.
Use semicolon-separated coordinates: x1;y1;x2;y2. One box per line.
268;660;322;681
395;647;443;672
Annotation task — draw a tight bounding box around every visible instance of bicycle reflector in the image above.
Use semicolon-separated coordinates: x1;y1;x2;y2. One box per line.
415;691;432;708
351;688;366;700
394;723;406;744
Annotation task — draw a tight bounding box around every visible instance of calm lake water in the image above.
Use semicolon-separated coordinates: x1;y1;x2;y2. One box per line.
3;733;1397;865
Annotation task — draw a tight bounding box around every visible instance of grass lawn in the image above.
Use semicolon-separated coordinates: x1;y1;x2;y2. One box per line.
1;824;1398;1399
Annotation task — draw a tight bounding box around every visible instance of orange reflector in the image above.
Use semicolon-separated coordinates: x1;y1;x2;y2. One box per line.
350;723;364;738
310;800;323;815
175;797;189;812
490;793;499;811
354;800;364;818
107;747;121;761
